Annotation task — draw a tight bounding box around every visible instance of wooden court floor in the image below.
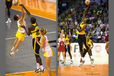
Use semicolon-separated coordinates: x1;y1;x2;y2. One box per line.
58;64;108;76
6;70;56;76
12;0;56;20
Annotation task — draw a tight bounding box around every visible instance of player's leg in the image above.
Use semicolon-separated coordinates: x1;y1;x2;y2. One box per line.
62;52;65;65
6;1;12;23
67;44;73;64
33;37;44;73
80;49;87;63
10;38;18;52
10;39;22;56
64;45;67;62
45;57;52;76
83;35;93;59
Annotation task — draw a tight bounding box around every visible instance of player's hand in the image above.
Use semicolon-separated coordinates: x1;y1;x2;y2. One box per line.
19;4;24;7
36;38;39;44
21;26;26;29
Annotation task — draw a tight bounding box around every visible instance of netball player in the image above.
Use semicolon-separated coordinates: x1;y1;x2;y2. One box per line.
21;17;45;73
74;5;94;65
5;0;18;23
58;33;66;65
105;41;109;54
10;5;26;56
65;34;73;64
5;0;12;23
80;34;94;66
36;28;53;76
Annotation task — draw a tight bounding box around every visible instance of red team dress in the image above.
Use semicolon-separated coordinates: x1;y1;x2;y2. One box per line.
58;38;65;52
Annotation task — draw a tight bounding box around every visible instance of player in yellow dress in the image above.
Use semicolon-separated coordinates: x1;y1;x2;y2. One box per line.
65;34;73;64
10;5;26;56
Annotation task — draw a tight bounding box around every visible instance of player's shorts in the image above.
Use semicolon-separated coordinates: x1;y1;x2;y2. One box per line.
16;31;25;41
44;48;53;57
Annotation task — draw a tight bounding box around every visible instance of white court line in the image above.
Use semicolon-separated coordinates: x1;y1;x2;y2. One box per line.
6;70;56;75
12;9;56;21
5;31;56;40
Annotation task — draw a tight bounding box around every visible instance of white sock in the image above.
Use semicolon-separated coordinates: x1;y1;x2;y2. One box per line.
90;56;93;59
81;57;84;61
8;18;10;20
11;46;14;51
40;65;44;70
36;63;40;69
10;51;15;55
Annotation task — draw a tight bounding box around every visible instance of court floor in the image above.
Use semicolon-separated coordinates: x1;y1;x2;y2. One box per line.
58;43;109;76
6;70;56;76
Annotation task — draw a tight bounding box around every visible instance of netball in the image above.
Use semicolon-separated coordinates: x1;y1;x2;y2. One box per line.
85;0;90;5
12;0;18;5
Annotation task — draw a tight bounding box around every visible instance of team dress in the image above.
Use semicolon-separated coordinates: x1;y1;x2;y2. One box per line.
16;20;26;41
31;23;41;56
83;39;92;56
58;38;65;52
78;21;89;52
41;35;53;57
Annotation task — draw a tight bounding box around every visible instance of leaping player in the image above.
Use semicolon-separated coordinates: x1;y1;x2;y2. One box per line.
10;4;26;56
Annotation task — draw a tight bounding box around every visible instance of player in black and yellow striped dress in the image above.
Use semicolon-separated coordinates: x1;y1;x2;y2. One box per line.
74;5;93;65
65;34;73;64
23;17;44;73
80;34;94;66
5;0;12;23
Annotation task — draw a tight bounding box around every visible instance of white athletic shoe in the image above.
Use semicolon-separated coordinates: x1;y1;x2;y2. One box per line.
6;20;9;24
79;60;85;67
8;18;11;23
70;60;73;64
40;68;45;75
9;51;15;56
6;18;11;23
34;68;41;73
91;59;94;67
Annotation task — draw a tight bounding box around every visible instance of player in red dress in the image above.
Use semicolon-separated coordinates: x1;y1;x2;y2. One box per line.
58;33;66;64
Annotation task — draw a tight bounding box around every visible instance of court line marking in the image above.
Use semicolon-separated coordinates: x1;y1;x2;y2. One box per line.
6;70;56;75
12;9;56;21
5;31;56;40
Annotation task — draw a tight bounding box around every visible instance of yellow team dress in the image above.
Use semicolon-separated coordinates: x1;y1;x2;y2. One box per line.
65;37;69;45
16;21;26;41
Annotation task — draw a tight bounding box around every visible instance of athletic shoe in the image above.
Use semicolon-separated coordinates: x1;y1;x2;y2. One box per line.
61;61;64;64
9;51;15;56
79;60;85;67
70;60;73;64
91;59;94;67
8;18;11;23
6;18;11;23
6;20;9;24
34;68;40;73
40;68;45;75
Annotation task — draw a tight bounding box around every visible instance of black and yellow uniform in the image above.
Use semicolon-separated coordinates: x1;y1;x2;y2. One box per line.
78;21;90;56
65;37;72;59
6;0;12;18
83;39;93;57
28;23;42;65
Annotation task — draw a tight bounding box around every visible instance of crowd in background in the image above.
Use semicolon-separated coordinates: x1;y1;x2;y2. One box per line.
58;0;109;43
